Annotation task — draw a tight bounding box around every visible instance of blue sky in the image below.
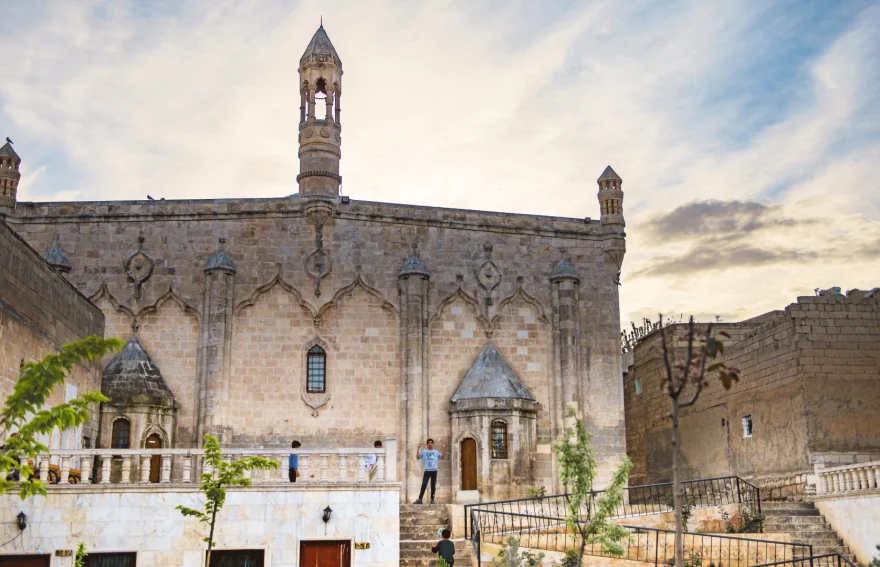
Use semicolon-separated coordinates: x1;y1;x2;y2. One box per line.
1;0;878;324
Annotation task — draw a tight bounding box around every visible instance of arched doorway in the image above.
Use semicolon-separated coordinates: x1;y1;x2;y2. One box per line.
460;438;477;491
145;433;162;483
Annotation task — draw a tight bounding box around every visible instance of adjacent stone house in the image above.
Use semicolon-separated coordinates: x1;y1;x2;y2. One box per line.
623;290;880;499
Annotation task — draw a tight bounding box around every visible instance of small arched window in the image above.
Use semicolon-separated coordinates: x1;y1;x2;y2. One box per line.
491;420;508;459
111;418;130;449
307;345;327;393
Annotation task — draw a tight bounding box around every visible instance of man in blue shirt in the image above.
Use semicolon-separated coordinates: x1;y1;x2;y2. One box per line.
289;440;301;482
414;438;444;504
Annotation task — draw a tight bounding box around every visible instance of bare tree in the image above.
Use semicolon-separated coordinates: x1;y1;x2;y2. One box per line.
657;316;739;567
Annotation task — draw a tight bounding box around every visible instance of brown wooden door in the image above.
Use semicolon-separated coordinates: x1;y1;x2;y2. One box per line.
0;556;51;567
146;433;162;483
300;541;351;567
461;438;477;491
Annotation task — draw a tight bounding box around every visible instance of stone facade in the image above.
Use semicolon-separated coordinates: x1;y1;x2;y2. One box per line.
1;25;628;505
623;290;880;497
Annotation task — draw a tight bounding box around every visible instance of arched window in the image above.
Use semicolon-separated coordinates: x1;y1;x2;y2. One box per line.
491;420;508;459
111;418;130;449
307;345;327;393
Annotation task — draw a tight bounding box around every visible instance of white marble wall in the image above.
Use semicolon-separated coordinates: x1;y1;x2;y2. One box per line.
814;491;880;565
0;484;399;566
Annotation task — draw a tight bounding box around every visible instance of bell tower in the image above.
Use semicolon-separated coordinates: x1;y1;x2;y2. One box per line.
0;138;21;214
297;24;343;200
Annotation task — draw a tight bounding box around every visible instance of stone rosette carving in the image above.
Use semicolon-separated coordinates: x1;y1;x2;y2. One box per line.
125;235;154;300
476;243;501;307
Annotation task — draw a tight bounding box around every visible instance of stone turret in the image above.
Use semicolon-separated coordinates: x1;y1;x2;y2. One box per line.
597;165;624;227
297;25;343;200
0;138;21;213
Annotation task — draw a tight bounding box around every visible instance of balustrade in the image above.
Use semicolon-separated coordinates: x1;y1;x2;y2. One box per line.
26;444;397;488
817;460;880;496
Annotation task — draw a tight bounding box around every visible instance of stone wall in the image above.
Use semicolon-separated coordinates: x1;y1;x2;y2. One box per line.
0;484;400;567
0;220;104;448
6;195;626;498
623;293;880;488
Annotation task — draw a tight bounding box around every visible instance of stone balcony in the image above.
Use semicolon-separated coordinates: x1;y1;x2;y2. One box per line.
24;438;398;489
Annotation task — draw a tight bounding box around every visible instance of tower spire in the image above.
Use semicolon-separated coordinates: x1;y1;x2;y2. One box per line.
297;25;343;200
0;137;21;214
597;165;624;227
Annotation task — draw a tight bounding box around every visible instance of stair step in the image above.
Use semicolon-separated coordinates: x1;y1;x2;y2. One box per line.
763;509;820;516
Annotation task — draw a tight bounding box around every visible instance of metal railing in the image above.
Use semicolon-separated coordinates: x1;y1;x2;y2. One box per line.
465;476;761;539
750;553;859;567
469;508;807;567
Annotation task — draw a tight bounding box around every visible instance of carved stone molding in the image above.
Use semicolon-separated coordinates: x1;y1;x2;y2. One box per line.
476;243;501;307
125;235;154;300
304;202;334;296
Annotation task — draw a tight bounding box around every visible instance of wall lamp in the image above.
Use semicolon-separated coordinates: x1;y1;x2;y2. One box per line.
17;511;27;531
322;506;333;523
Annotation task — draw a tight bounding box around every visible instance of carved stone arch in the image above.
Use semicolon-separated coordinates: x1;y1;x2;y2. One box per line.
135;286;200;326
89;282;136;329
429;288;491;337
233;272;317;320
301;335;332;417
491;286;550;329
316;273;398;324
139;423;170;448
453;428;482;494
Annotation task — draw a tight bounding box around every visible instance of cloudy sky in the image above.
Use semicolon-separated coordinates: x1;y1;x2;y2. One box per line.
2;0;879;326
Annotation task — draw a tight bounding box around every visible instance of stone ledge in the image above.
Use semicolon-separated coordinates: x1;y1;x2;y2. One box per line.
43;482;402;494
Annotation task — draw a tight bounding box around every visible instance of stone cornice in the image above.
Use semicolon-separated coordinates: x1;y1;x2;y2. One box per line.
8;198;621;241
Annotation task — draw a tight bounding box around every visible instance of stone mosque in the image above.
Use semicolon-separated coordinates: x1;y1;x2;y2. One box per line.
0;24;628;504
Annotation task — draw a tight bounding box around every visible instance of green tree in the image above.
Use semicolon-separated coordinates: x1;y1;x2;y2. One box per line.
177;434;279;567
553;406;633;567
1;336;121;499
657;316;739;567
74;543;88;567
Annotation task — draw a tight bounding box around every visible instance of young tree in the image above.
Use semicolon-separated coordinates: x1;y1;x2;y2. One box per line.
553;406;633;567
657;316;739;567
74;543;88;567
177;434;279;567
1;336;121;499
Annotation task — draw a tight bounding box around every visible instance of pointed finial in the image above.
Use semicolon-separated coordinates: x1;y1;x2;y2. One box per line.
320;15;323;28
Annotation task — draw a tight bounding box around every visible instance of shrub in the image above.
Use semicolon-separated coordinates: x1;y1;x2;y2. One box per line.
719;506;764;534
527;486;547;498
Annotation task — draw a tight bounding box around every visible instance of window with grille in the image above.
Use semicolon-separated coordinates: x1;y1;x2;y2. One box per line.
85;552;137;567
742;415;753;438
307;345;326;393
491;420;508;459
111;418;130;449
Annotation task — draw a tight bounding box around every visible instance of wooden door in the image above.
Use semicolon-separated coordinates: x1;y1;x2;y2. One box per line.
300;541;351;567
461;438;477;491
146;433;162;483
0;556;51;567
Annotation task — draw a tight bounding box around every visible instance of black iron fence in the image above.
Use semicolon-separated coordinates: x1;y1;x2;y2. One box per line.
469;508;808;567
750;553;859;567
465;476;761;540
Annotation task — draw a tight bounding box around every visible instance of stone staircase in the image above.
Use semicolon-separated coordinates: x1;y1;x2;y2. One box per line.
762;502;854;560
400;503;474;567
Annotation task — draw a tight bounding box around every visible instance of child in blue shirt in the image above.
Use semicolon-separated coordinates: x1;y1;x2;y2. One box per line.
415;438;444;504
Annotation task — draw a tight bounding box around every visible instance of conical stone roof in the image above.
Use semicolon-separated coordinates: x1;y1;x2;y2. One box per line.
102;335;175;407
399;252;430;278
598;165;621;182
550;259;579;283
42;242;72;273
0;141;20;161
300;25;342;70
451;342;536;403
